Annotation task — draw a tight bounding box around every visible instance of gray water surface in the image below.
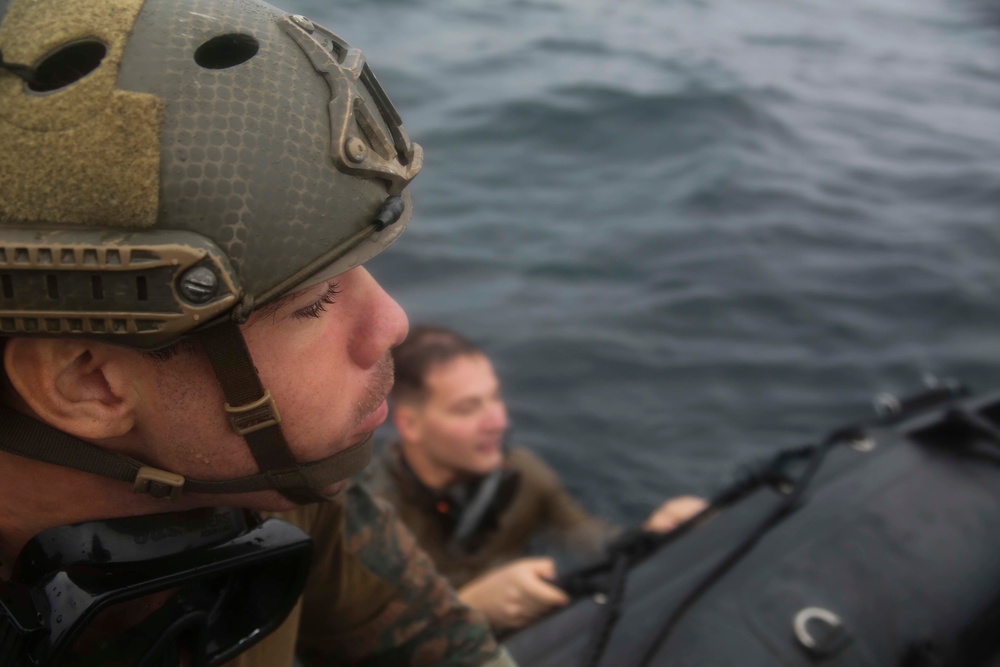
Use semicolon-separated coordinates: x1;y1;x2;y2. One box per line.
286;0;1000;524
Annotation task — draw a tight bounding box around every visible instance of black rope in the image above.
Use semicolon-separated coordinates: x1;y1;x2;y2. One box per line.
557;507;708;600
0;49;35;84
633;425;863;667
557;438;822;667
558;442;814;601
565;442;816;667
581;553;631;667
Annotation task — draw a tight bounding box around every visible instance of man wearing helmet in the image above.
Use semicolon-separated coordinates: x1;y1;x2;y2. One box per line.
0;0;509;664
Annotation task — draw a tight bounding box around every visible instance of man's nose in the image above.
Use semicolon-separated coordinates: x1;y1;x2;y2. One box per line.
350;266;408;368
483;399;509;431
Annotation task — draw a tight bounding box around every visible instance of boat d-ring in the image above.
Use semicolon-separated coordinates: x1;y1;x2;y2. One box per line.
793;606;852;657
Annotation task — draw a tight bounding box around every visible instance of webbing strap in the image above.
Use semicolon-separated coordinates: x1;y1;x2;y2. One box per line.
195;321;321;504
0;404;372;498
0;405;139;484
450;468;504;551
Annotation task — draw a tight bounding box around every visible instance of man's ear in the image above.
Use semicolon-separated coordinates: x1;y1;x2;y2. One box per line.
4;338;139;440
394;402;424;444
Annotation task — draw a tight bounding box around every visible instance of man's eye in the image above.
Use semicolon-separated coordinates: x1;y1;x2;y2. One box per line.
293;281;341;320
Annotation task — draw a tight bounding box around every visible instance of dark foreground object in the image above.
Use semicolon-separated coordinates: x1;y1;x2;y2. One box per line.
507;387;1000;667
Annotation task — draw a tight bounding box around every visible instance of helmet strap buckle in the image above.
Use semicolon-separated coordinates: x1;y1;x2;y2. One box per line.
133;466;186;499
224;390;281;436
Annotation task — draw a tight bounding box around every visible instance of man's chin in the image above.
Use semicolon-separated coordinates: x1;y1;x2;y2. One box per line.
318;480;349;500
255;481;350;512
468;454;504;477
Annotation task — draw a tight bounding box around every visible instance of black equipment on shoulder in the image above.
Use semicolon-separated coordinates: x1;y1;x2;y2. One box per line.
448;467;522;554
0;507;312;666
506;383;1000;667
394;443;521;555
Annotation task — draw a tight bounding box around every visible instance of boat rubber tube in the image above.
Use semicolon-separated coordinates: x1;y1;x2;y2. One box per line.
506;388;1000;667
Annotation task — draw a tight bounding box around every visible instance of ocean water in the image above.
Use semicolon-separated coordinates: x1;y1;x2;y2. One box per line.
286;0;1000;524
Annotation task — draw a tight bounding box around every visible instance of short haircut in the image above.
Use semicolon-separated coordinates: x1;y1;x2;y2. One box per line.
391;324;483;405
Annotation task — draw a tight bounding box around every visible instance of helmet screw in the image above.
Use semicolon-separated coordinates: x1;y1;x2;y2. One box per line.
290;15;315;32
179;267;219;304
345;137;367;163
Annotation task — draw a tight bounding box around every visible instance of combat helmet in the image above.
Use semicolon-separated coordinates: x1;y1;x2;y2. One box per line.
0;0;423;503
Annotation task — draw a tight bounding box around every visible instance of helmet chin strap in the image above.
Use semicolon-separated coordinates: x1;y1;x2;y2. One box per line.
0;320;372;504
195;320;360;505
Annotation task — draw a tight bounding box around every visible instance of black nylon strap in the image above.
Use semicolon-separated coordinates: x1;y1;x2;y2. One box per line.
0;404;372;496
195;435;372;493
450;468;504;551
195;321;319;503
0;405;139;483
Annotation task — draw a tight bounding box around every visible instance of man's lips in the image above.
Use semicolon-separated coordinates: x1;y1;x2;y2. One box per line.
476;436;504;454
351;399;389;439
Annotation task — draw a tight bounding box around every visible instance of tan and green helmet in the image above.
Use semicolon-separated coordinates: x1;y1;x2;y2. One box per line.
0;0;421;348
0;0;422;503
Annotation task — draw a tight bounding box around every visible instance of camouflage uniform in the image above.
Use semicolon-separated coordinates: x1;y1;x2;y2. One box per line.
226;482;509;666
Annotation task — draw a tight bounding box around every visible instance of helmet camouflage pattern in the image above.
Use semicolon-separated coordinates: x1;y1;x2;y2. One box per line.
0;0;422;349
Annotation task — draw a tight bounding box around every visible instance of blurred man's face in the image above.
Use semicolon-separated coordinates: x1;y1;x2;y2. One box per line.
403;353;509;480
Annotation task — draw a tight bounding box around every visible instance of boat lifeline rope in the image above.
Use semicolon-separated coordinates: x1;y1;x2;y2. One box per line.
634;426;861;667
580;552;629;667
563;440;820;667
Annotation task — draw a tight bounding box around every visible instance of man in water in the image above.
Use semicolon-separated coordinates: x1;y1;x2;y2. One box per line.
366;325;707;631
0;0;510;664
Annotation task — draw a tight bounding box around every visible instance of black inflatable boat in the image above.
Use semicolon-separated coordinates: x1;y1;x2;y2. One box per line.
505;384;1000;667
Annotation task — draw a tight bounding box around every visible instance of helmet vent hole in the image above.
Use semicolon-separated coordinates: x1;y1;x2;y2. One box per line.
28;41;107;93
194;34;260;70
46;275;59;300
92;275;104;300
136;276;148;301
1;275;12;299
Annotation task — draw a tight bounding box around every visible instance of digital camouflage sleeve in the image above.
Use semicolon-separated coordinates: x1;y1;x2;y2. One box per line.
226;483;513;667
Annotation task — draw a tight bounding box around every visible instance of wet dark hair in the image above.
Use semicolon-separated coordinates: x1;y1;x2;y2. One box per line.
391;325;483;405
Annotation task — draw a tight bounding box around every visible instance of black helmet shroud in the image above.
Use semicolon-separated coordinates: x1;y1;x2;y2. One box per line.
0;0;423;503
